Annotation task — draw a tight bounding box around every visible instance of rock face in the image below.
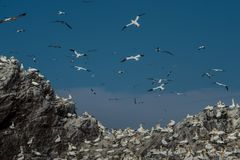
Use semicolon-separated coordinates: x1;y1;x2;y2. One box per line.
0;56;100;160
1;56;240;160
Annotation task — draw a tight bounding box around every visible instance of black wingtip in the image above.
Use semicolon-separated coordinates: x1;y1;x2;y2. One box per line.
122;26;127;31
148;89;153;92
121;59;126;62
138;13;146;17
19;13;27;17
225;86;229;91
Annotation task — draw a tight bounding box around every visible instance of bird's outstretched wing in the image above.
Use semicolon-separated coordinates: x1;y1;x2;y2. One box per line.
69;49;75;52
225;86;229;91
16;13;27;18
122;25;128;31
121;58;127;62
53;20;72;29
63;21;72;29
148;88;154;92
162;50;174;56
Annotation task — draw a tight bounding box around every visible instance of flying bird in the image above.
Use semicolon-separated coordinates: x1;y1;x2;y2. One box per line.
0;13;26;24
121;54;144;62
117;70;125;75
69;49;87;58
166;71;173;77
214;82;229;91
16;29;25;33
148;83;165;92
74;66;90;72
201;72;213;79
57;11;66;15
52;20;72;29
90;88;96;95
48;44;62;48
155;47;174;56
197;45;206;50
211;68;225;72
147;78;171;85
122;13;145;31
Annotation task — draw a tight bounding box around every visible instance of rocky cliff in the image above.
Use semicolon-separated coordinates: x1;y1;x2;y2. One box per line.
1;56;240;160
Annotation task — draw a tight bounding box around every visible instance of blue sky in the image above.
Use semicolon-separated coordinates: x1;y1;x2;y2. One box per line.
1;0;240;128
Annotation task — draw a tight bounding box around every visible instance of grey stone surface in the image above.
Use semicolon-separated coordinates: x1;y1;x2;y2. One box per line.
0;56;100;160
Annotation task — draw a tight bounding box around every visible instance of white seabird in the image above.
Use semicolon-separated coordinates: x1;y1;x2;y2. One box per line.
147;78;171;85
201;72;213;79
117;70;125;74
74;66;90;72
27;137;34;146
16;29;25;33
9;122;15;129
122;13;145;31
0;13;27;24
69;49;87;58
148;83;165;92
211;68;225;72
121;54;144;62
54;135;61;143
197;45;206;50
57;10;66;15
214;82;229;91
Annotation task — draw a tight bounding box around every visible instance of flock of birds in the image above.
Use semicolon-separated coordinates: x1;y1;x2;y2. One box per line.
0;9;230;102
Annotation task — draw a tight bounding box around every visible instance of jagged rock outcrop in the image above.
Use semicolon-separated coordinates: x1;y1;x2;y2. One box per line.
0;56;100;160
1;56;240;160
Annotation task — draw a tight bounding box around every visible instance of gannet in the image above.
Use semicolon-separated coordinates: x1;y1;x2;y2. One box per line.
74;66;90;72
16;29;25;33
31;81;39;86
32;150;41;156
147;78;171;85
211;68;225;72
201;72;213;79
214;82;229;91
57;10;65;15
84;139;91;144
27;137;34;146
9;122;15;129
148;83;165;92
121;54;144;62
69;49;87;58
197;45;206;50
52;20;72;29
90;88;96;94
167;120;176;127
117;70;125;74
122;13;145;31
54;135;61;143
0;13;26;24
